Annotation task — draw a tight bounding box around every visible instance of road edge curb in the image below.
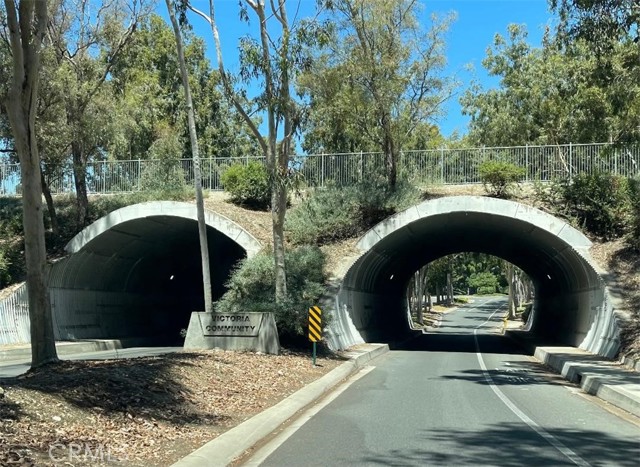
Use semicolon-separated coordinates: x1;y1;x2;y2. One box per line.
171;343;389;467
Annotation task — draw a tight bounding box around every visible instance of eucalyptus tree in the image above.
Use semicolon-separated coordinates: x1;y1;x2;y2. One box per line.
108;13;257;162
461;24;640;146
301;0;456;189
1;0;58;367
44;0;150;226
186;0;313;303
165;0;212;313
550;0;640;51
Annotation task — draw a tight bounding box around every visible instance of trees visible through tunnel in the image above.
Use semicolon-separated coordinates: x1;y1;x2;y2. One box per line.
406;253;533;327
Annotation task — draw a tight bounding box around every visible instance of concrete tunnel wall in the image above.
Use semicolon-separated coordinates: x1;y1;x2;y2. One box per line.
326;196;622;358
48;201;261;345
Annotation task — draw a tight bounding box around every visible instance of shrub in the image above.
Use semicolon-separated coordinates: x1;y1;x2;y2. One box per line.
479;160;526;198
140;132;189;195
561;172;630;240
221;161;270;210
286;177;421;245
215;246;327;346
467;271;498;293
0;246;11;288
477;286;496;295
627;177;640;248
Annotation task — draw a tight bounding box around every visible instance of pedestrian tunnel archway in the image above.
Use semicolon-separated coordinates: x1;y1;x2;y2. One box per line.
332;196;621;358
48;201;261;345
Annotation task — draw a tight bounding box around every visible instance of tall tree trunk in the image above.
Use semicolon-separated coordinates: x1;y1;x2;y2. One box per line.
166;0;213;313
41;172;59;237
272;169;288;302
71;141;89;227
446;271;453;306
3;0;58;367
382;113;397;190
416;271;423;325
195;0;291;303
507;262;516;319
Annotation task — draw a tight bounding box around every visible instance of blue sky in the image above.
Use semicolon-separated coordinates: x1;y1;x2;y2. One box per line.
173;0;556;138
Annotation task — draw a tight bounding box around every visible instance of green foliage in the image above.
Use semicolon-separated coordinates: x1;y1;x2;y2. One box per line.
0;246;11;288
462;24;640;146
215;246;327;346
539;172;631;240
477;286;497;295
221;162;270;210
628;177;640;249
479;160;525;198
300;0;455;162
286;178;421;244
467;271;499;293
0;198;23;237
140;130;189;195
426;253;507;295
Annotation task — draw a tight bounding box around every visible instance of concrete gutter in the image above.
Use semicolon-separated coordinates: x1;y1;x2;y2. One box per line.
171;343;389;467
534;347;640;418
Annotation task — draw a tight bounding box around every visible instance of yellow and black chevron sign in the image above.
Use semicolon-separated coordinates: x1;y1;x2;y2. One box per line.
308;306;322;342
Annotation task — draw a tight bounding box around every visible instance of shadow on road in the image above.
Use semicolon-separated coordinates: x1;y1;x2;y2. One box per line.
393;333;528;356
357;422;640;466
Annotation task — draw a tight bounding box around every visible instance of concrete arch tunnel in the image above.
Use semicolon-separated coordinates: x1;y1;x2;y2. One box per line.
47;201;261;345
329;196;622;358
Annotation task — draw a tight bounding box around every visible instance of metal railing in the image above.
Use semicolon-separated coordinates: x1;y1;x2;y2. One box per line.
1;143;639;196
0;283;30;345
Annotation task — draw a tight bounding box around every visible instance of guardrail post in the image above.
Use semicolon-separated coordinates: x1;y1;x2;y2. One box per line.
525;144;529;182
440;147;444;183
137;159;142;192
321;152;325;187
569;142;573;179
360;150;364;181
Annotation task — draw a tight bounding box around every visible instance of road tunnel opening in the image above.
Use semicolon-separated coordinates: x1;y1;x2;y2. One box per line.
405;253;534;332
47;202;261;347
336;197;620;357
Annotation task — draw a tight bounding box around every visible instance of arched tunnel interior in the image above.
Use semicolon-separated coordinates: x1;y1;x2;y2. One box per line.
338;205;619;357
48;214;247;346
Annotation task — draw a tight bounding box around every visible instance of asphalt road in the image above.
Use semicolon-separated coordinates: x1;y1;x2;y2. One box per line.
249;297;640;467
0;346;181;377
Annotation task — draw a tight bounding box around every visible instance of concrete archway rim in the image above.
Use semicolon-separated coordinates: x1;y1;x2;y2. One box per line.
64;200;262;256
356;195;593;255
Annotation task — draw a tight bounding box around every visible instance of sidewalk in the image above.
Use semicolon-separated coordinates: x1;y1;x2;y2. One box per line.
534;346;640;418
504;321;640;420
0;339;130;363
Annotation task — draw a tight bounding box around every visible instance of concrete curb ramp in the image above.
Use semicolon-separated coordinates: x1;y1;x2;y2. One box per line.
171;343;389;467
535;347;640;418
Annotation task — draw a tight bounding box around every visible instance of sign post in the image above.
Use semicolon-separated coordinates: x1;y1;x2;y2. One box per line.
308;305;322;366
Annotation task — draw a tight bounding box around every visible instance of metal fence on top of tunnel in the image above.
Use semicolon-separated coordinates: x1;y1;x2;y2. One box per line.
1;142;640;196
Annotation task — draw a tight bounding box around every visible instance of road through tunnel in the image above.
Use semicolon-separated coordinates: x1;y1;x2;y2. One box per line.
48;202;261;346
333;196;621;358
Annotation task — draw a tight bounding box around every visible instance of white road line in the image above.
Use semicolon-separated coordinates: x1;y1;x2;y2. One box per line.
473;302;591;467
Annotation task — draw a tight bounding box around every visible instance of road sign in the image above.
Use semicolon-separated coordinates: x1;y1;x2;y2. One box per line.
308;306;322;342
308;306;322;366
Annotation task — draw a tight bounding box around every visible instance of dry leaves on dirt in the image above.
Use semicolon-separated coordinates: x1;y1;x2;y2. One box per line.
0;349;343;466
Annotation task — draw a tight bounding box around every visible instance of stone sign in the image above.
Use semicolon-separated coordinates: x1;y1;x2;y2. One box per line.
184;311;280;355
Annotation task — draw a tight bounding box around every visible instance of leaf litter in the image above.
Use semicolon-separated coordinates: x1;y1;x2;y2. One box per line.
0;349;343;466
